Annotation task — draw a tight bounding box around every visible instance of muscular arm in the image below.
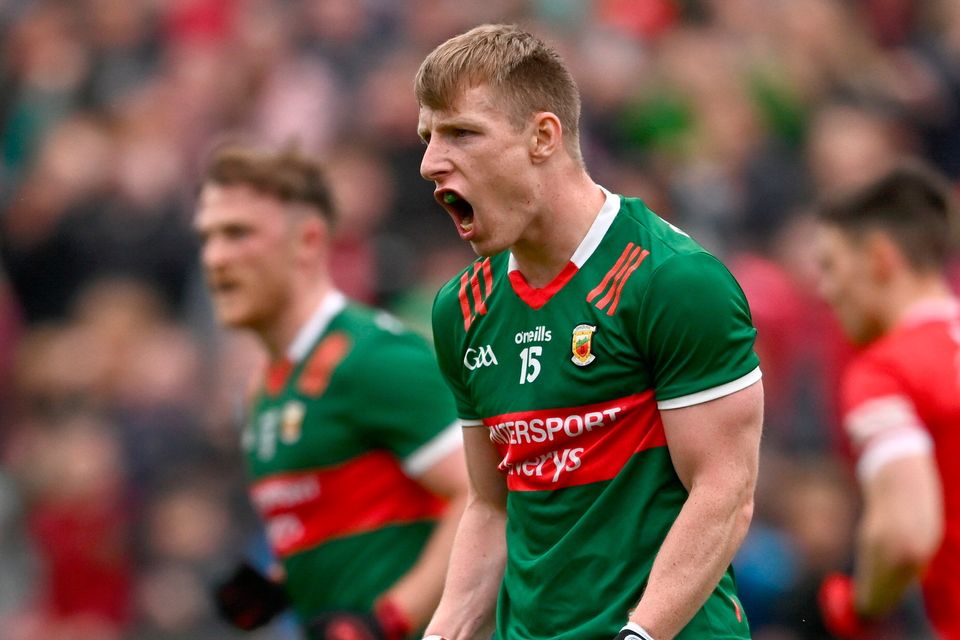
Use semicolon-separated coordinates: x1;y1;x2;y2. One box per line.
423;427;508;640
628;381;763;640
383;447;470;629
854;452;943;617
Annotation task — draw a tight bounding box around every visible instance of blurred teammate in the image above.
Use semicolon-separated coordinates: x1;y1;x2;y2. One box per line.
194;144;467;640
415;24;764;640
815;161;960;638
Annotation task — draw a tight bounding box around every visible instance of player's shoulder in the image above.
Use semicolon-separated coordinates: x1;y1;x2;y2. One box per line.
340;300;429;343
433;253;509;319
852;316;953;381
615;195;705;259
320;301;434;368
611;197;741;298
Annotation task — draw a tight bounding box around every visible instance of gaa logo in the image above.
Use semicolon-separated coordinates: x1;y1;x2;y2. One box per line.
463;345;499;370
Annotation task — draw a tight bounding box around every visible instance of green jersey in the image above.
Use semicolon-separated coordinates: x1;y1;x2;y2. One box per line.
432;190;760;640
245;292;460;626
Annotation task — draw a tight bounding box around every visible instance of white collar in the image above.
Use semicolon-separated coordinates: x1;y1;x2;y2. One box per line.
899;296;960;328
508;186;620;273
286;290;348;362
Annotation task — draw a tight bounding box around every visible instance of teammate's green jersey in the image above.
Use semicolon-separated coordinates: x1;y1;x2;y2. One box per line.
245;292;460;628
432;190;760;640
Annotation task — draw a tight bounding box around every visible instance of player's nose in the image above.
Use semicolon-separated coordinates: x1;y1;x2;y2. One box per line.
202;235;229;271
420;138;450;182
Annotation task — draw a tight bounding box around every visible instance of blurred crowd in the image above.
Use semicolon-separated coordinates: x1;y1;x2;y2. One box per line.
1;0;959;638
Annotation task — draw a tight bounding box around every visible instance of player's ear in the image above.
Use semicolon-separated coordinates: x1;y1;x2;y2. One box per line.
865;229;902;282
292;206;330;261
529;112;562;163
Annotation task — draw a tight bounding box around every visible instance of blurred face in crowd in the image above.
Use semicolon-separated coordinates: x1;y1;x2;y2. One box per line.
815;223;885;345
418;83;543;257
194;184;301;332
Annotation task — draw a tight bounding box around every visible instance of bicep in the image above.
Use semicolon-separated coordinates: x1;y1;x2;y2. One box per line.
660;381;764;492
415;445;469;500
861;452;943;555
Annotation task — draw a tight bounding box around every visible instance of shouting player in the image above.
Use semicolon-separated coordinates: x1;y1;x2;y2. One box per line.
194;144;468;640
815;161;960;638
415;24;764;640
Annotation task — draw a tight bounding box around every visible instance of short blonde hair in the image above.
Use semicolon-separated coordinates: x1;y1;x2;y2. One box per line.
415;24;582;160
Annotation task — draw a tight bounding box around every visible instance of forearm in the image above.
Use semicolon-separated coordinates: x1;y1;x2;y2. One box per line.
853;518;930;617
424;495;506;640
853;547;917;617
852;454;943;618
384;493;468;629
629;484;753;639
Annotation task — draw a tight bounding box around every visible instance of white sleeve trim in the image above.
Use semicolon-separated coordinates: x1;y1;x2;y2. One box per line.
857;430;934;483
845;395;924;449
656;367;762;410
402;421;462;477
459;417;485;428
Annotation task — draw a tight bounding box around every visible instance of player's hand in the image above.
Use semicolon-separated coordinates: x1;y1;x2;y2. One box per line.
818;572;868;638
614;622;656;640
212;561;290;630
308;598;412;640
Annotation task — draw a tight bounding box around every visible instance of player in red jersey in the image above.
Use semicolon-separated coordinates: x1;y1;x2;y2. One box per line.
815;161;960;638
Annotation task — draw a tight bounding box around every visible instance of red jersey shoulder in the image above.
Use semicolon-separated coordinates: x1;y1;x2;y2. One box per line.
843;318;960;424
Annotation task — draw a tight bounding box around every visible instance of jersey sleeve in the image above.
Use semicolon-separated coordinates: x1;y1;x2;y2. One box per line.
841;353;933;481
431;279;482;424
637;251;761;408
344;329;461;476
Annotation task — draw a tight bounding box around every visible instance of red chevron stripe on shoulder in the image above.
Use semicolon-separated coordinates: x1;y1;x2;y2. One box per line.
588;243;635;303
457;258;494;331
588;244;650;315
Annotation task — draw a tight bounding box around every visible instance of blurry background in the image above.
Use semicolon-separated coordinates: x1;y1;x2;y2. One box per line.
0;0;958;638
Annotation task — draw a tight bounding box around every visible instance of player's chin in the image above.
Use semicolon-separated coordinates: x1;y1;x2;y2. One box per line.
467;234;508;258
213;302;254;329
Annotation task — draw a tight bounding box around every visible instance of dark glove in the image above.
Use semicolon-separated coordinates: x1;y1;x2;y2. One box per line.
308;598;412;640
818;573;868;638
614;622;656;640
213;562;290;631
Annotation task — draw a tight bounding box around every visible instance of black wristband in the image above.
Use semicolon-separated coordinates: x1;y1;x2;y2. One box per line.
212;562;289;631
615;622;656;640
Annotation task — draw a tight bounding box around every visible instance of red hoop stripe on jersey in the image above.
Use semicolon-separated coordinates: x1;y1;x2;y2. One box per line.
250;451;444;558
605;249;650;316
587;243;635;303
458;259;493;331
482;391;665;491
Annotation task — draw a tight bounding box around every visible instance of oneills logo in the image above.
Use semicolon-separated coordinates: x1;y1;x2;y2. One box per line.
571;324;597;366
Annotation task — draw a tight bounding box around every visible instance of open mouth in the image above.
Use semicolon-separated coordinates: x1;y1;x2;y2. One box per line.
209;278;239;296
436;189;474;236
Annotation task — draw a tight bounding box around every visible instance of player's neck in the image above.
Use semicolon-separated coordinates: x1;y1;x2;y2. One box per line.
510;171;605;288
884;272;954;331
259;277;332;360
